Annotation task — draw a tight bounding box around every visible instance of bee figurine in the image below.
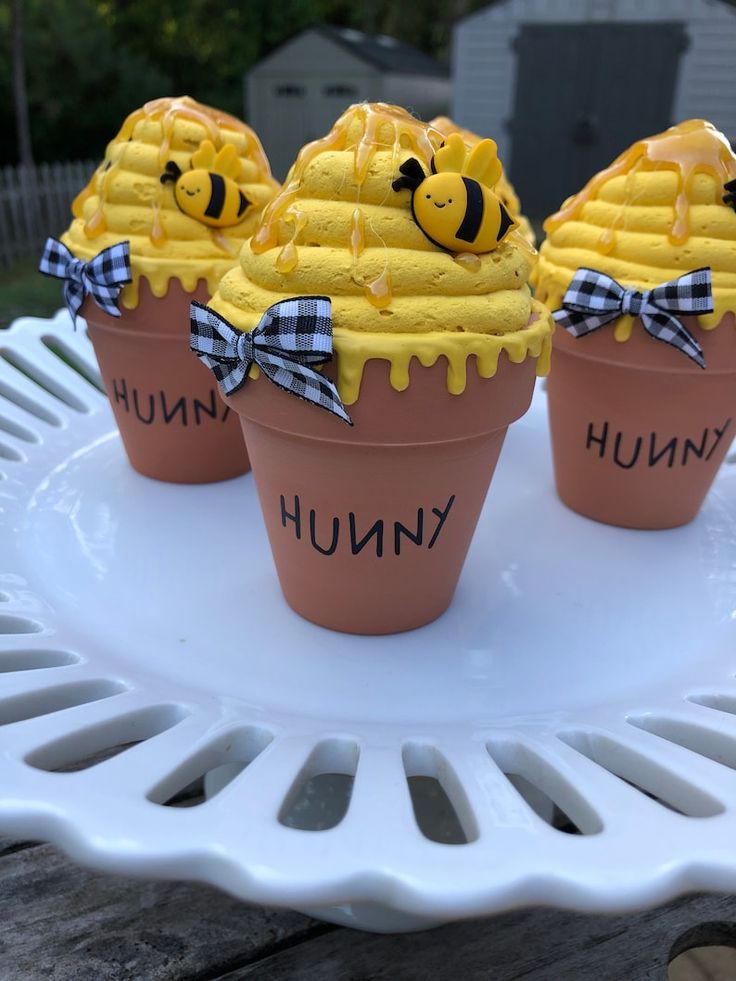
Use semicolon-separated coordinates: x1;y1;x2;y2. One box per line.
392;133;517;254
160;140;251;228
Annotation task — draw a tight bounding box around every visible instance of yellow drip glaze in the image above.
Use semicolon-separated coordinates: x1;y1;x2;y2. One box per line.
334;300;552;404
61;95;278;308
533;119;736;334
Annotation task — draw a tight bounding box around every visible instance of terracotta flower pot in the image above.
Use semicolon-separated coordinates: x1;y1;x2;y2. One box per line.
225;352;538;634
547;316;736;529
84;280;250;484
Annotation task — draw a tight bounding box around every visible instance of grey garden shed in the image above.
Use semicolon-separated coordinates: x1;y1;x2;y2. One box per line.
246;26;451;180
452;0;736;218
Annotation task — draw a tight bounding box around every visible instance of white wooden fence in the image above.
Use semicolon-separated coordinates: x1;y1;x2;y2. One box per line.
0;161;96;266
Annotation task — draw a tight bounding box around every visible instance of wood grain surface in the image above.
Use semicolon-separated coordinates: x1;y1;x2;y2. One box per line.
0;836;735;980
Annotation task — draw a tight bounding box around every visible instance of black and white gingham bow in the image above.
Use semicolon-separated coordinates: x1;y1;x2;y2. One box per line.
553;267;713;368
39;237;131;325
190;296;352;425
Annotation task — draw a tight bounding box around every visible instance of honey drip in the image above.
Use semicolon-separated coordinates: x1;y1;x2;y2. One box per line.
364;267;393;308
83;206;107;239
211;229;236;255
350;207;365;263
453;252;481;273
150;200;166;247
116;96;263;170
251;103;444;256
545;119;736;247
507;229;537;258
276;210;308;273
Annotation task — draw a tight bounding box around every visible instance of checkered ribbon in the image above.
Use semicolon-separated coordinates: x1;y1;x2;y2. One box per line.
553;267;713;368
190;296;352;425
39;237;131;326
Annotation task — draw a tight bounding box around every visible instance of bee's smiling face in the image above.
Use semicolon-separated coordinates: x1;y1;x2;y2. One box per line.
175;170;208;219
412;173;468;247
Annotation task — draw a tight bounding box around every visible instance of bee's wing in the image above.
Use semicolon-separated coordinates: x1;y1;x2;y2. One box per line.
214;142;242;180
463;139;503;189
433;133;466;174
191;139;218;170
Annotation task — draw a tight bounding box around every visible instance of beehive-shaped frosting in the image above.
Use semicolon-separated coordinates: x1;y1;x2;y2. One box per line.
533;119;736;337
211;103;551;403
63;96;278;307
430;116;536;248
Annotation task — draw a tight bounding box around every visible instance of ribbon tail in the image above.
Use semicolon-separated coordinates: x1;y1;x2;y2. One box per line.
552;308;617;337
641;312;705;369
62;280;84;326
258;354;353;426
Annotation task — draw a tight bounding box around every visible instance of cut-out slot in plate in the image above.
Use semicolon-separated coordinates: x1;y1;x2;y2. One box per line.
279;739;359;832
148;726;273;808
0;680;126;727
0;615;43;635
487;739;602;835
0;414;38;444
0;441;24;462
558;730;723;819
687;693;736;716
0;349;88;413
403;743;477;845
0;649;80;673
41;336;105;394
0;380;62;427
25;704;187;772
628;715;736;773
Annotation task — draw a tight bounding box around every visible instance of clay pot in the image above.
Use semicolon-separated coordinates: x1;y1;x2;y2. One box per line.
225;352;538;634
84;280;249;484
547;315;736;529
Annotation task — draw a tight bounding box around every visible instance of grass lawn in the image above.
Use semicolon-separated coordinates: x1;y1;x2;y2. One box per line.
0;260;63;329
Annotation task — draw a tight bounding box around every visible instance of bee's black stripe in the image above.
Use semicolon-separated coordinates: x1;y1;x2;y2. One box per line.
204;173;226;219
237;190;249;217
496;202;514;242
455;177;484;243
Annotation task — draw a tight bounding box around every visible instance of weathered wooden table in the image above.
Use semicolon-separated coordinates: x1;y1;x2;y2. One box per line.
1;835;734;980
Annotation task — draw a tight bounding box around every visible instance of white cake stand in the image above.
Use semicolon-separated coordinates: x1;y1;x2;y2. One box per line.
0;311;735;933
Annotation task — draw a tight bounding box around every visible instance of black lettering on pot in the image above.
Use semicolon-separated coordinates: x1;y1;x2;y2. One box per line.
613;432;642;470
394;510;423;556
585;420;733;469
280;494;301;540
586;422;608;458
161;392;188;427
349;514;384;558
133;389;155;425
279;496;457;558
648;433;678;469
310;510;339;556
428;495;455;549
110;381;231;426
113;377;129;412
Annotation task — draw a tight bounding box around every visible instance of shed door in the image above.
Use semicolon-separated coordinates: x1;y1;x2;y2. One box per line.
509;22;686;218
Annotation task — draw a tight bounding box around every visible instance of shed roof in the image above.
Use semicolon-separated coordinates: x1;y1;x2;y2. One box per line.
255;25;448;77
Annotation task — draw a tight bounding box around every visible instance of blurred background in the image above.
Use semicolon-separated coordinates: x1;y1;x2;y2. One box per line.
2;0;735;324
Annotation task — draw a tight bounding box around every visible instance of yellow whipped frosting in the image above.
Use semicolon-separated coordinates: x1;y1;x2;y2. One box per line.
533;119;736;338
211;103;551;404
430;116;536;249
62;96;278;307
